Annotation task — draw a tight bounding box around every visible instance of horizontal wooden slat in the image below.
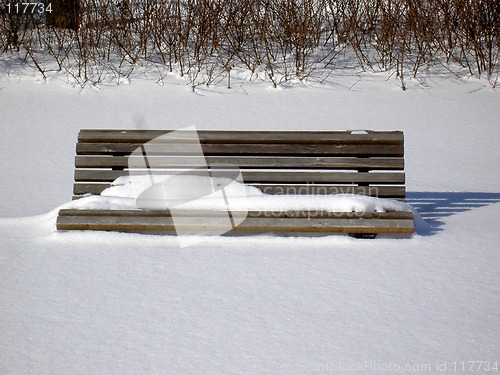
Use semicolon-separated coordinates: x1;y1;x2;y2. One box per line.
76;143;404;157
75;156;404;170
57;209;414;234
74;170;405;184
73;183;406;198
254;185;406;198
78;130;404;145
59;209;413;219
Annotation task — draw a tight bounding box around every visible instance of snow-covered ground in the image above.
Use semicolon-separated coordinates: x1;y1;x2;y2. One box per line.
1;66;499;374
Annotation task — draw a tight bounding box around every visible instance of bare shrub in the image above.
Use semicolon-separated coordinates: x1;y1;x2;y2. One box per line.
0;0;498;88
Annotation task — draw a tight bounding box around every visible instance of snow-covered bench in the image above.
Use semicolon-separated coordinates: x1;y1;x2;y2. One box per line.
56;129;414;238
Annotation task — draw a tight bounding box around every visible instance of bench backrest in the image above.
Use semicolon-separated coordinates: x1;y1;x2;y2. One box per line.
73;129;406;200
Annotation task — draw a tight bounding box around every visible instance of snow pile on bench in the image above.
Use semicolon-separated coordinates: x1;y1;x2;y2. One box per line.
68;174;415;214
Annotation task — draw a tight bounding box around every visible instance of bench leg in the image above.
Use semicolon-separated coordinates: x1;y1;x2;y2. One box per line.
350;233;377;239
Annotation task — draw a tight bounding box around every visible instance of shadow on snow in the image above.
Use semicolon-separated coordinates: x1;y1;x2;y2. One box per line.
406;192;500;236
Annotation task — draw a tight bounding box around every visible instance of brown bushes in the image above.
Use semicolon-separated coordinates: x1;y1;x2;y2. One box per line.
1;0;498;88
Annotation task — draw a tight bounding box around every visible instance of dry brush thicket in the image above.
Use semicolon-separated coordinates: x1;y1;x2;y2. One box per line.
1;0;499;88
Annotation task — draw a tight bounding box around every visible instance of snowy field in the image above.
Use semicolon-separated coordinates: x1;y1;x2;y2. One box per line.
1;66;499;374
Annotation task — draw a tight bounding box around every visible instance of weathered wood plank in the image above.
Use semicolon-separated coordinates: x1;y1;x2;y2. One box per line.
254;185;406;197
74;170;405;184
73;183;406;198
76;143;404;157
57;210;414;234
59;209;413;219
75;156;405;170
78;130;404;145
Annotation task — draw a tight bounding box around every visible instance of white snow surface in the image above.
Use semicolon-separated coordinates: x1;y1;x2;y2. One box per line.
0;67;499;374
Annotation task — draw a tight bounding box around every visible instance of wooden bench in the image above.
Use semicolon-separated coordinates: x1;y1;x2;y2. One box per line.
56;129;414;237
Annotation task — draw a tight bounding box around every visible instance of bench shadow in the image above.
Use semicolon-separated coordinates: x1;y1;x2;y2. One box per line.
406;192;500;236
